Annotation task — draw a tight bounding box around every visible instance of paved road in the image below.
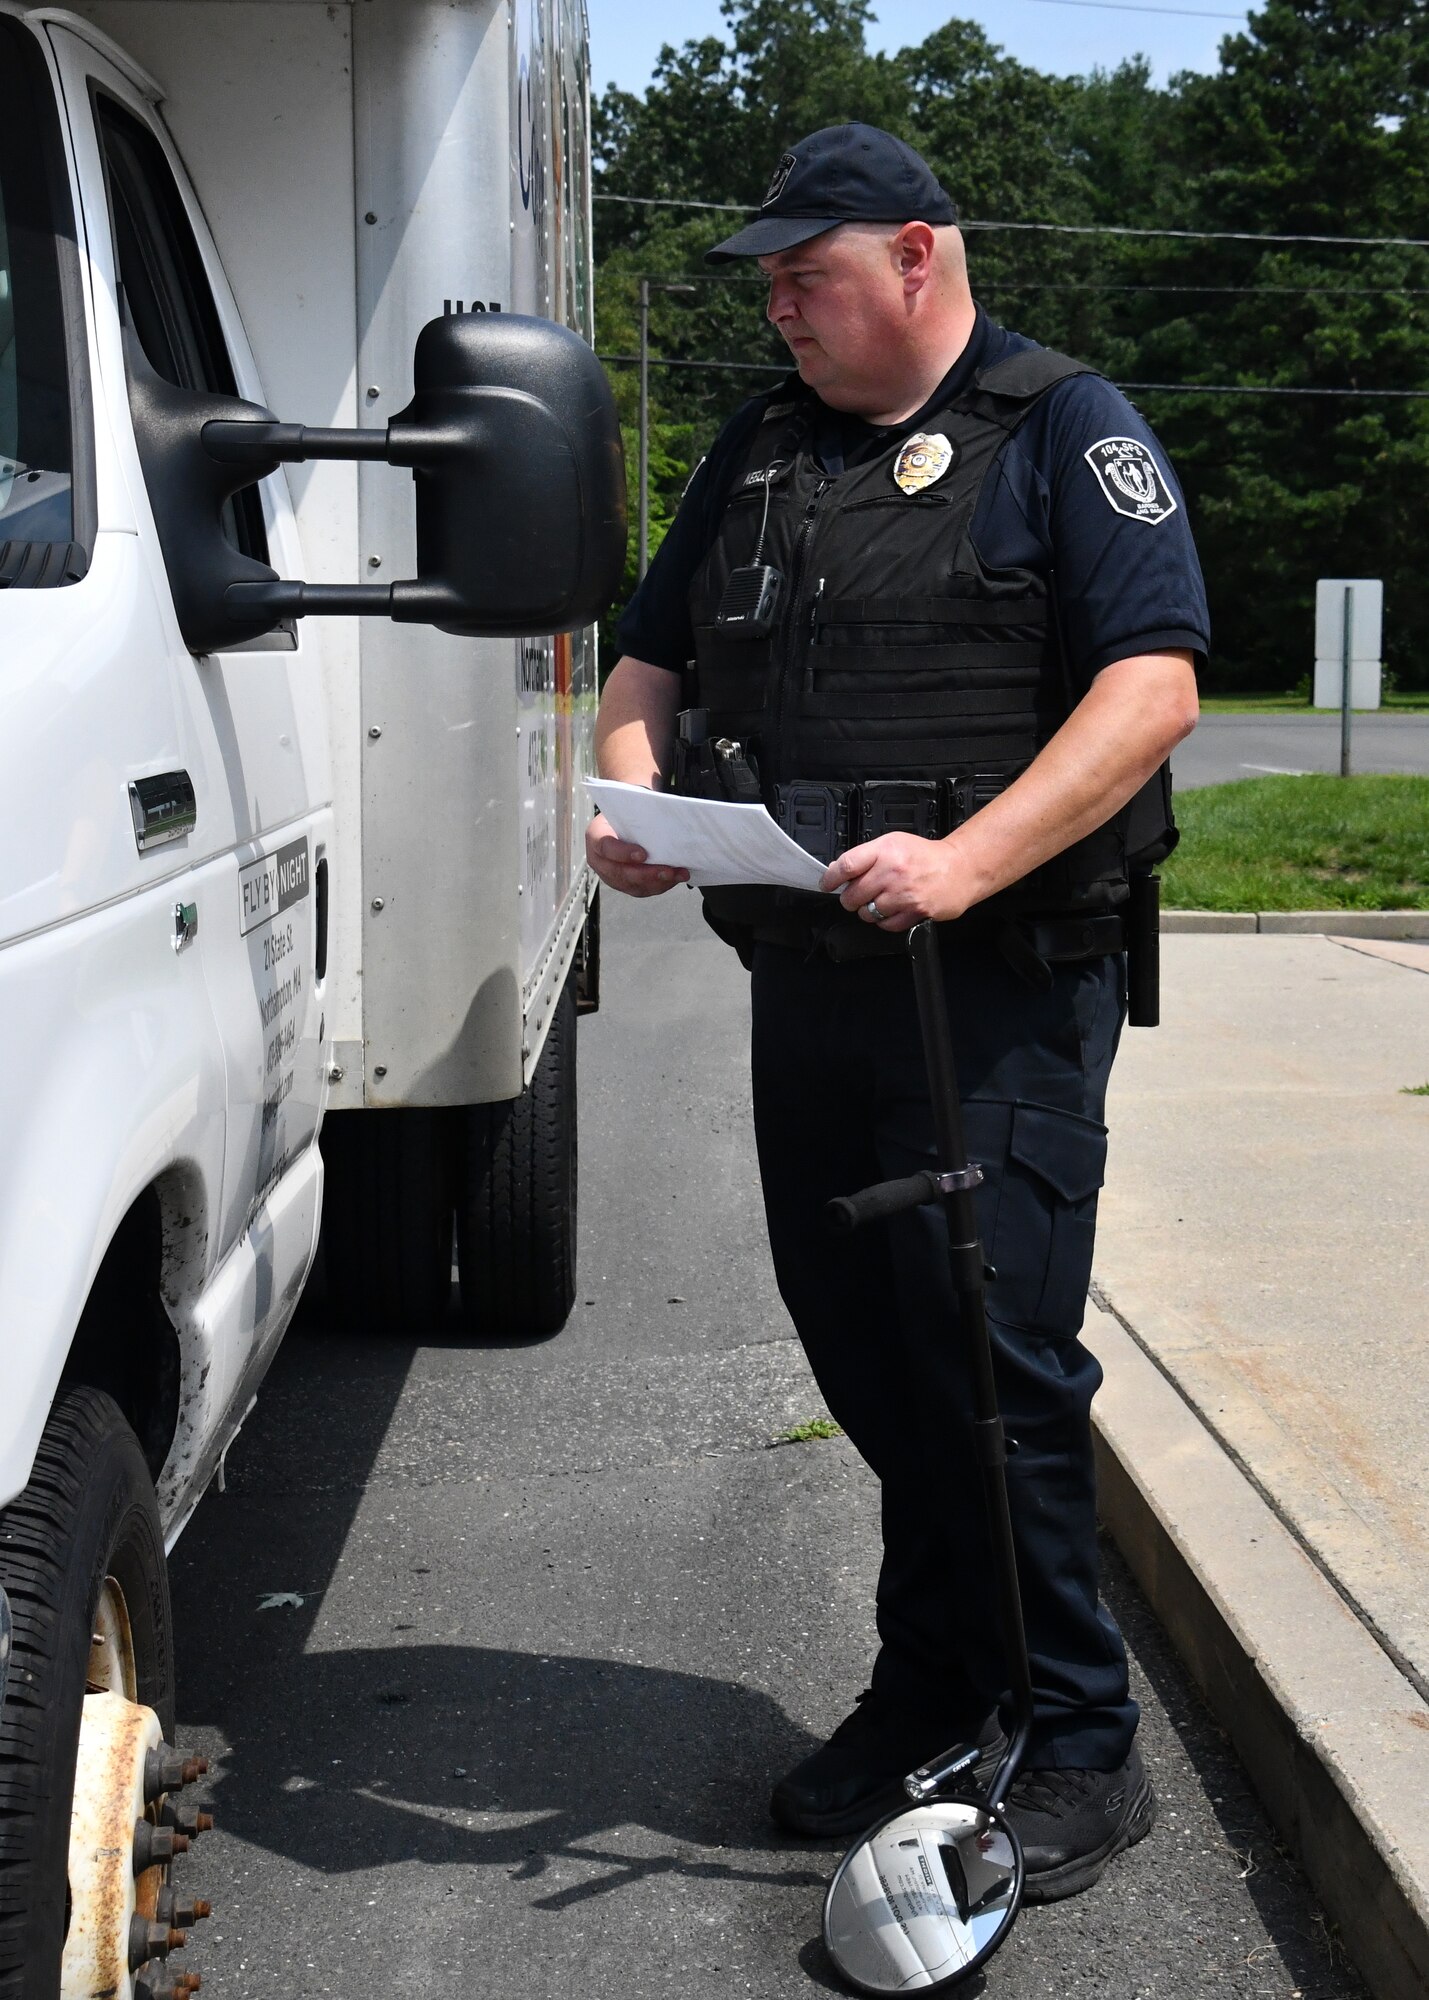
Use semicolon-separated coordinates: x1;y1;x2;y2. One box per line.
169;891;1365;2000
1174;712;1429;790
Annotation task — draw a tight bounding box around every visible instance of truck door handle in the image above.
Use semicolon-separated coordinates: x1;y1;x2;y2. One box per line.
128;771;197;851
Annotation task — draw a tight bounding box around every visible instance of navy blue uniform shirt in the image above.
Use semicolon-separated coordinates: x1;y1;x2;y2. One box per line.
616;307;1209;689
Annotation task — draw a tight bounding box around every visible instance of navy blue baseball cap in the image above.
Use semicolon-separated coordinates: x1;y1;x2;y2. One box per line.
706;123;957;263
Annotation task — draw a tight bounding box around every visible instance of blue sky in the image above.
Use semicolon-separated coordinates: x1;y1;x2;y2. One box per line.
587;0;1252;99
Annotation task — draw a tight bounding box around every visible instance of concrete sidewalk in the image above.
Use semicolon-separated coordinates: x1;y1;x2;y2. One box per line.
1089;934;1429;1999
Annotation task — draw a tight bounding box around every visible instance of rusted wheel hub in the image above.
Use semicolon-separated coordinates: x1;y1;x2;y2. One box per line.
61;1579;213;2000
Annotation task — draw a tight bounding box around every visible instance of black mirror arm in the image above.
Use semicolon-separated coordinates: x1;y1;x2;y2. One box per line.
203;419;394;465
202;418;492;469
226;577;394;619
205;417;494;625
203;423;399;618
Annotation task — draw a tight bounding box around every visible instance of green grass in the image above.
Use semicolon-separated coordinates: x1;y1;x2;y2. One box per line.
772;1418;845;1445
1162;774;1429;912
1402;1082;1429;1097
1198;692;1429;713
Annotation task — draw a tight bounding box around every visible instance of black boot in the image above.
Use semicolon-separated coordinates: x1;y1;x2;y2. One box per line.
771;1691;1006;1839
1005;1744;1155;1902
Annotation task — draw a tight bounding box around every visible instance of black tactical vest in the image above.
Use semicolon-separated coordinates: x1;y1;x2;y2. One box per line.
678;345;1175;947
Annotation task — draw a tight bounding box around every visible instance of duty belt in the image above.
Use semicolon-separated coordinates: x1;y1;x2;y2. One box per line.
672;713;1020;853
775;775;1016;863
756;906;1126;967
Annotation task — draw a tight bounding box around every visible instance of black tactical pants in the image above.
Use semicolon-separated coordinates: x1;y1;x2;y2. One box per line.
750;931;1136;1771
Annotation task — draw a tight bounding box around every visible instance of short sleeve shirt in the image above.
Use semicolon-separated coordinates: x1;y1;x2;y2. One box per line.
615;307;1209;693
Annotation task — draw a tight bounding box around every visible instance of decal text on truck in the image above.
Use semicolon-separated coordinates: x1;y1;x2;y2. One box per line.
239;838;310;936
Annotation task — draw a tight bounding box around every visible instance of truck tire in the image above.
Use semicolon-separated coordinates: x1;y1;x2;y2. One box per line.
456;975;577;1338
0;1387;174;2000
321;1108;454;1332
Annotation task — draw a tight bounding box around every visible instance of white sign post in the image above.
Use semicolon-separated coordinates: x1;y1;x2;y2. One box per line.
1314;581;1383;781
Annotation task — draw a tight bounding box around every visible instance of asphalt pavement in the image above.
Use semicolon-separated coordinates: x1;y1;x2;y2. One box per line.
169;889;1366;2000
1172;712;1429;790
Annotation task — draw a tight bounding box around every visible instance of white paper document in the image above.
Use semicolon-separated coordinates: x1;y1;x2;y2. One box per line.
585;779;829;892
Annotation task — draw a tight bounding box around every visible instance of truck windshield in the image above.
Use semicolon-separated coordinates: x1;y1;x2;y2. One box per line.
0;18;77;559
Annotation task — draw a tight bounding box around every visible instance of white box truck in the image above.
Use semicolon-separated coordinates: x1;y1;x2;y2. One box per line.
0;3;621;1993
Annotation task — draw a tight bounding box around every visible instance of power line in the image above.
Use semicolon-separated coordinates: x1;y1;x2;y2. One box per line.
1122;382;1429;396
1027;0;1242;16
980;281;1429;297
596;193;752;213
963;219;1429;249
615;269;1428;297
599;353;1429;395
595;192;1429;250
600;352;787;374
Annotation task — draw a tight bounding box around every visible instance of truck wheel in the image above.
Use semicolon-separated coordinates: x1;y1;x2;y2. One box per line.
321;1108;454;1332
456;975;577;1338
0;1387;213;2000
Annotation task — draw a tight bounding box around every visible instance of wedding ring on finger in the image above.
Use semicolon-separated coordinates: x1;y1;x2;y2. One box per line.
864;900;883;922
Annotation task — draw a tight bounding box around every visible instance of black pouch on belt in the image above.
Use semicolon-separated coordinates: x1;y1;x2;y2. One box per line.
1125;871;1161;1027
776;780;858;865
859;779;942;842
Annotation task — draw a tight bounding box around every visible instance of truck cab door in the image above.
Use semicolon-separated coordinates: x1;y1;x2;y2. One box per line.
43;20;331;1394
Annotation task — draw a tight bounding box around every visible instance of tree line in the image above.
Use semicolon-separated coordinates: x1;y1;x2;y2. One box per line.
593;0;1429;692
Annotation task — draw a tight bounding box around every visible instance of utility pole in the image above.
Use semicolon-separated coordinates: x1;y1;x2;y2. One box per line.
636;279;695;580
1340;582;1354;778
638;277;650;581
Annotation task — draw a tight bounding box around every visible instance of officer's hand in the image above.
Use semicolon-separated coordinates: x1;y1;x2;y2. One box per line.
586;812;689;898
822;834;973;932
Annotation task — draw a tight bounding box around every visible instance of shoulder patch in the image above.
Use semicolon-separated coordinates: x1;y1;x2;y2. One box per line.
761;400;798;422
1084;437;1177;525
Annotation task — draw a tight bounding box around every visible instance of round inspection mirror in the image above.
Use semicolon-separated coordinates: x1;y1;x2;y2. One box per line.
822;1796;1024;1995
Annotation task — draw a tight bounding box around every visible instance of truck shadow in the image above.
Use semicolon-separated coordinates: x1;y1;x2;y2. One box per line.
173;1635;827;1898
169;1311;827;1899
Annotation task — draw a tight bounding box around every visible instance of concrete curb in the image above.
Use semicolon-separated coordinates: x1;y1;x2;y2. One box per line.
1085;1296;1429;2000
1163;909;1429;937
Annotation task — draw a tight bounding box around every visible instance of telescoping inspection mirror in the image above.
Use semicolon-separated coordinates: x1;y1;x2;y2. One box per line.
124;311;627;654
818;922;1036;1995
824;1796;1022;1993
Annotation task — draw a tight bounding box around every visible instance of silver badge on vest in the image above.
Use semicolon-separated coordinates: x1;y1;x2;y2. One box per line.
893;432;955;495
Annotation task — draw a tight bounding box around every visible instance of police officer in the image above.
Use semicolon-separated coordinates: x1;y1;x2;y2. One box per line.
587;124;1206;1903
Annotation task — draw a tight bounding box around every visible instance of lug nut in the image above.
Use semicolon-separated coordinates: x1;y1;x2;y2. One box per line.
133;1822;189;1872
145;1747;209;1800
161;1800;215;1836
138;1977;202;2000
128;1917;186;1969
158;1888;212;1927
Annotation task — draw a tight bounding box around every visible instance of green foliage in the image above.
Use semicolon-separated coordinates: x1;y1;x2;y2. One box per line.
773;1417;845;1443
594;1;1429;691
1160;774;1429;910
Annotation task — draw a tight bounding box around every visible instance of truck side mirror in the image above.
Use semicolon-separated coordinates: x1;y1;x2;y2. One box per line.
128;312;627;654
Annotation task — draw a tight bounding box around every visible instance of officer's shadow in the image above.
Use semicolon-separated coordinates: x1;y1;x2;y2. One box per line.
179;1633;831;1905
